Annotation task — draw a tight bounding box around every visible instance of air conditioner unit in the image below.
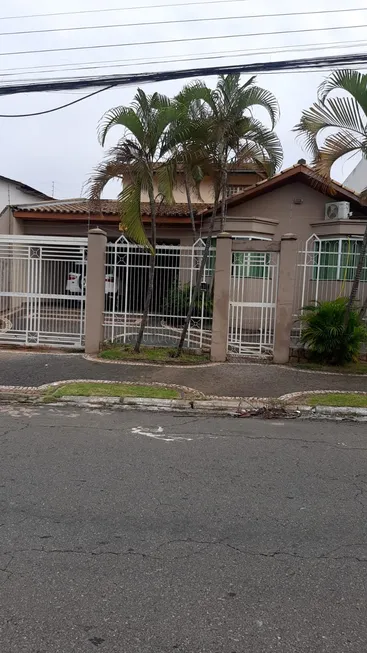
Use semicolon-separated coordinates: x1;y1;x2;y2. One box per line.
324;201;350;221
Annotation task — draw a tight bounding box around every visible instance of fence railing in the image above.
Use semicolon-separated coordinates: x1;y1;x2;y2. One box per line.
0;236;87;347
103;237;215;350
292;234;367;345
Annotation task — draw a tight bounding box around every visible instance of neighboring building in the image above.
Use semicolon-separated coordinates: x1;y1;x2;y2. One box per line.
344;158;367;194
126;163;266;205
0;175;51;233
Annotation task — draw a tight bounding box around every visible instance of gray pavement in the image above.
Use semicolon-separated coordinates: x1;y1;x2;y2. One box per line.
0;405;367;652
1;351;367;397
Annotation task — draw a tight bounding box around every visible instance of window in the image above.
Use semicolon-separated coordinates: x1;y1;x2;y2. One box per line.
314;238;367;281
231;237;272;279
226;185;248;198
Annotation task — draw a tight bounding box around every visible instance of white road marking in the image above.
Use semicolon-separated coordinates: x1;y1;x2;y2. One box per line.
131;425;193;442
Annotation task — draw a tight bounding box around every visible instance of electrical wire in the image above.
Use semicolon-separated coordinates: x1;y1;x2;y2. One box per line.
1;52;367;101
2;7;366;38
0;85;117;118
2;39;366;81
2;23;367;58
0;0;249;21
2;61;367;118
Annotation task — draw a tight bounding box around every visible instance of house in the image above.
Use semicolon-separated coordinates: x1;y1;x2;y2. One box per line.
0;175;51;232
1;163;366;356
3;162;367;244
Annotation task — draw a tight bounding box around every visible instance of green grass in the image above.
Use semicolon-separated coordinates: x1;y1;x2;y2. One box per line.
49;382;180;399
291;361;367;375
303;393;367;408
99;344;210;365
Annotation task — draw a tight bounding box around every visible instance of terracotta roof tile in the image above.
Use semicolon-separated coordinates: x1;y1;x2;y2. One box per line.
12;198;210;217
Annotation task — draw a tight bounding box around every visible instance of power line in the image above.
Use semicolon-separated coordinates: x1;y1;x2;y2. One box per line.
1;23;367;59
2;7;365;38
0;0;249;21
2;37;367;78
1;52;367;99
0;86;116;118
3;39;367;83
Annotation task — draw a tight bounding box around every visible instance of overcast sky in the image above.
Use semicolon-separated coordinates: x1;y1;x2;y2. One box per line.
0;0;366;199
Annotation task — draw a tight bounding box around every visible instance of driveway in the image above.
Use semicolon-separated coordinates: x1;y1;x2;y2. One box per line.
1;405;366;652
0;351;367;397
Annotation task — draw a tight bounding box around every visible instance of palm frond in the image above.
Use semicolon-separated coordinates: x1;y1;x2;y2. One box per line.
119;184;152;250
318;69;367;119
98;106;145;147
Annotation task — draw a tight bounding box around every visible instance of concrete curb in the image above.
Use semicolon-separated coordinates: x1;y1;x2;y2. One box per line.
0;382;366;419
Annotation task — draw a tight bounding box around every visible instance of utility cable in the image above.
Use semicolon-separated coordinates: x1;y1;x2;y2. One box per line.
0;85;116;118
0;0;250;21
1;23;366;58
1;52;367;101
2;38;366;80
1;7;366;38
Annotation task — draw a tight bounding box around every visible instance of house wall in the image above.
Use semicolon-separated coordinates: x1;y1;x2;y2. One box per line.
225;182;340;240
131;171;262;204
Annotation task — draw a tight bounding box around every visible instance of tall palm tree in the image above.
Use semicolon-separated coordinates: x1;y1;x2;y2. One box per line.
89;89;178;352
173;74;283;355
294;69;367;317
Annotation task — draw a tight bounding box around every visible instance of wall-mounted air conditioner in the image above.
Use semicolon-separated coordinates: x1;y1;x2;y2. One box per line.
324;201;350;221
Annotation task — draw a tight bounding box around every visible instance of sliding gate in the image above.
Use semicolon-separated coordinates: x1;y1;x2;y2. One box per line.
0;236;87;348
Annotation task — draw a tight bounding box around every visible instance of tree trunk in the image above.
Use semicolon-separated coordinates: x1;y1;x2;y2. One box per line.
345;224;367;323
184;173;197;243
134;188;157;353
359;294;367;320
220;169;228;232
175;191;220;355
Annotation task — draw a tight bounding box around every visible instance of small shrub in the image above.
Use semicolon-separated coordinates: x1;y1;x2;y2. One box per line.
162;283;213;325
300;298;367;365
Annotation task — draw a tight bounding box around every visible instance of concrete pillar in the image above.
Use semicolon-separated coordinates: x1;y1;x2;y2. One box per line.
85;228;107;355
273;233;298;364
210;233;232;362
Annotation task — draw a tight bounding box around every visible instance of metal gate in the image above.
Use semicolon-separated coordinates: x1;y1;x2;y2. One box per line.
228;249;279;356
0;236;87;348
103;236;215;350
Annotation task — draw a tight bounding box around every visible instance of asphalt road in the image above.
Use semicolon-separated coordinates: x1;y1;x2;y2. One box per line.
1;406;367;652
1;351;367;397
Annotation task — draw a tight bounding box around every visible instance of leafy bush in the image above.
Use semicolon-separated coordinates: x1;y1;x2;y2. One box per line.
162;283;213;324
300;298;367;365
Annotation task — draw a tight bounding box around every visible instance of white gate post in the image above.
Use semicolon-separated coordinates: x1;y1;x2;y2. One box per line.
210;233;232;362
85;228;107;354
273;233;298;364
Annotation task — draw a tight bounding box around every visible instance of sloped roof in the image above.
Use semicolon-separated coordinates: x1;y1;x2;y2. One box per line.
12;198;209;218
0;174;52;200
199;163;367;217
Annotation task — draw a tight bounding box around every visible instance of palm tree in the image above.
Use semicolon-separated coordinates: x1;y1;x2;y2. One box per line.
294;69;367;317
173;74;283;355
89;89;178;352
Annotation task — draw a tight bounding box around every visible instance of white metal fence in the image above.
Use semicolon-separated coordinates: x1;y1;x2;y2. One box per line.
0;236;87;348
292;234;367;345
228;249;279;356
103;237;215;350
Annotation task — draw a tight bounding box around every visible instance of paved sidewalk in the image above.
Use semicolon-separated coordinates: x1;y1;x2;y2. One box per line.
0;351;366;397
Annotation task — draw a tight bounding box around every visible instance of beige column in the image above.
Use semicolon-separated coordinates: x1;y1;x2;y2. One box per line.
85;227;107;355
273;233;298;365
210;232;232;362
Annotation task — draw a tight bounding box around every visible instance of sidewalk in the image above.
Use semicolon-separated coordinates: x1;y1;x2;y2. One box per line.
0;351;366;398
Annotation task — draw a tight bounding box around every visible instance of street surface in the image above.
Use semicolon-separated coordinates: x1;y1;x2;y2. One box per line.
0;406;366;652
